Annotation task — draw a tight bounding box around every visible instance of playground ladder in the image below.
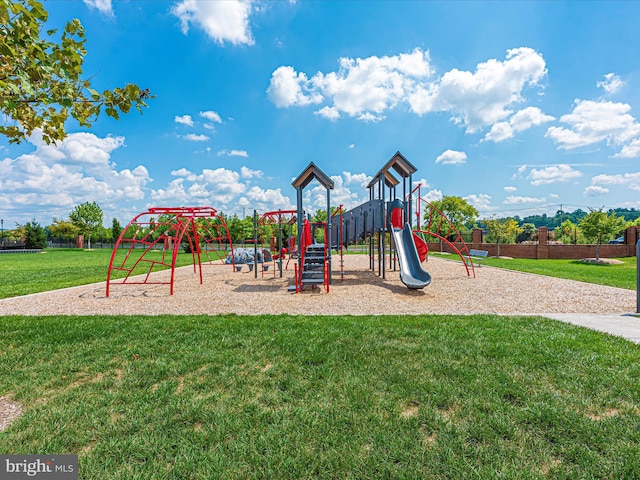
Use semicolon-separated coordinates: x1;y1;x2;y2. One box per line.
300;243;326;288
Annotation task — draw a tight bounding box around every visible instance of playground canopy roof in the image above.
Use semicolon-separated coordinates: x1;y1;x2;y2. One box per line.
367;151;417;189
369;170;400;189
291;162;335;191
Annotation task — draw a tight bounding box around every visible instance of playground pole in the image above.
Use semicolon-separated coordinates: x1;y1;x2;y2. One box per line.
278;211;283;278
253;210;258;279
297;187;303;289
636;238;639;313
326;184;332;285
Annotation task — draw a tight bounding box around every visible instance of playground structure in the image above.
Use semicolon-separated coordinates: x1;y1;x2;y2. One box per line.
388;198;431;289
291;162;335;292
412;183;476;277
105;151;477;295
256;209;299;277
106;206;233;296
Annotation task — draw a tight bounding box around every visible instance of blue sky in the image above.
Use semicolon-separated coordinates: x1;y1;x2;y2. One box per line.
2;0;640;227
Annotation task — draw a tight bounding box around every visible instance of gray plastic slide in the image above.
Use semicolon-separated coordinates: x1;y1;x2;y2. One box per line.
391;223;432;289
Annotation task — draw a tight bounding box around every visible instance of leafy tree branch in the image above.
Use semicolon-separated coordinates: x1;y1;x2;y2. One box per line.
0;0;153;144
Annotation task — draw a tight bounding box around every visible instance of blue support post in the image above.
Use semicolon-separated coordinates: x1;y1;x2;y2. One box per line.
637;239;640;313
253;210;258;279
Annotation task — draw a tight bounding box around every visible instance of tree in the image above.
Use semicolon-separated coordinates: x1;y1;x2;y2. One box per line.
23;219;46;248
579;209;626;260
225;214;255;245
516;223;536;243
483;217;521;257
48;217;79;241
69;201;103;249
0;0;152;144
111;218;122;241
554;219;583;245
426;196;479;233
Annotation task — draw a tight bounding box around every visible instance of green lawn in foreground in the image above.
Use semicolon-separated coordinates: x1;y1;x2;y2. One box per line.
1;314;639;478
432;253;637;290
0;248;199;299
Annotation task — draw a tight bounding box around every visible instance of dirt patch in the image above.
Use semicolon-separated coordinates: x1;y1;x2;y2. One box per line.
0;395;23;431
579;258;624;265
586;407;620;421
400;401;419;418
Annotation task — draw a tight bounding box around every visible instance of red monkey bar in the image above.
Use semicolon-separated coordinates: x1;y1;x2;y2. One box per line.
106;206;234;296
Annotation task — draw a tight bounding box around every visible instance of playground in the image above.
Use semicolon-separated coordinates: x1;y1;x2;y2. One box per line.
0;254;634;317
1;151;636;317
1;151;638;477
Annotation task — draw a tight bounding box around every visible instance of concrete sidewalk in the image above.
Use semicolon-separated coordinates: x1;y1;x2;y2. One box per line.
544;313;640;344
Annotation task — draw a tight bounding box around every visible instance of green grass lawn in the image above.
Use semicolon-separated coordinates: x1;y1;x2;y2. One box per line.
1;314;639;479
432;253;637;290
0;248;200;299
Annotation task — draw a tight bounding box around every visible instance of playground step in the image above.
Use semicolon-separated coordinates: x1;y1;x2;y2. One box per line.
302;270;324;278
304;258;324;264
301;278;324;285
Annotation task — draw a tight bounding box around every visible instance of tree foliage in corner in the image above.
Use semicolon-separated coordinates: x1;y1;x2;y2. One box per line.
0;0;152;144
70;201;103;249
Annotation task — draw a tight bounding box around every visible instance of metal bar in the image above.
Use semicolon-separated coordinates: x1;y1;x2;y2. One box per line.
254;210;258;279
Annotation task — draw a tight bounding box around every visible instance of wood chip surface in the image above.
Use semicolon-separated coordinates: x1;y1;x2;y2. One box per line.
0;255;634;316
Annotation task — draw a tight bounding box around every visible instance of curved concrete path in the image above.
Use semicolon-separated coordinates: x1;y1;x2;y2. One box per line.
545;313;640;344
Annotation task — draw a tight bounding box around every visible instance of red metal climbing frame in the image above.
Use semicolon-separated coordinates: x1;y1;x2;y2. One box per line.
258;209;298;273
411;185;476;277
106;206;234;296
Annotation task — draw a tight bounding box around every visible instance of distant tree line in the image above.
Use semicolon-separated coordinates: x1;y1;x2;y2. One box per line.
515;207;640;230
422;197;637;258
2;200;637;252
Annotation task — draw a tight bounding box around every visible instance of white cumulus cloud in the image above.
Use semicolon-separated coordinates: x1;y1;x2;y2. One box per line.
269;47;547;135
240;166;262;179
435;149;467;165
172;0;254;45
527;164;582;185
484;106;555;142
0;131;149;221
584;186;609;196
175;115;194;126
269;48;432;119
217;149;248;157
267;66;324;108
591;172;640;191
464;194;493;212
597;73;624;95
410;47;547;132
243;186;294;211
545;99;640;155
504;196;546;204
343;171;372;189
200;111;222;123
83;0;113;15
421;189;443;203
183;134;210;142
